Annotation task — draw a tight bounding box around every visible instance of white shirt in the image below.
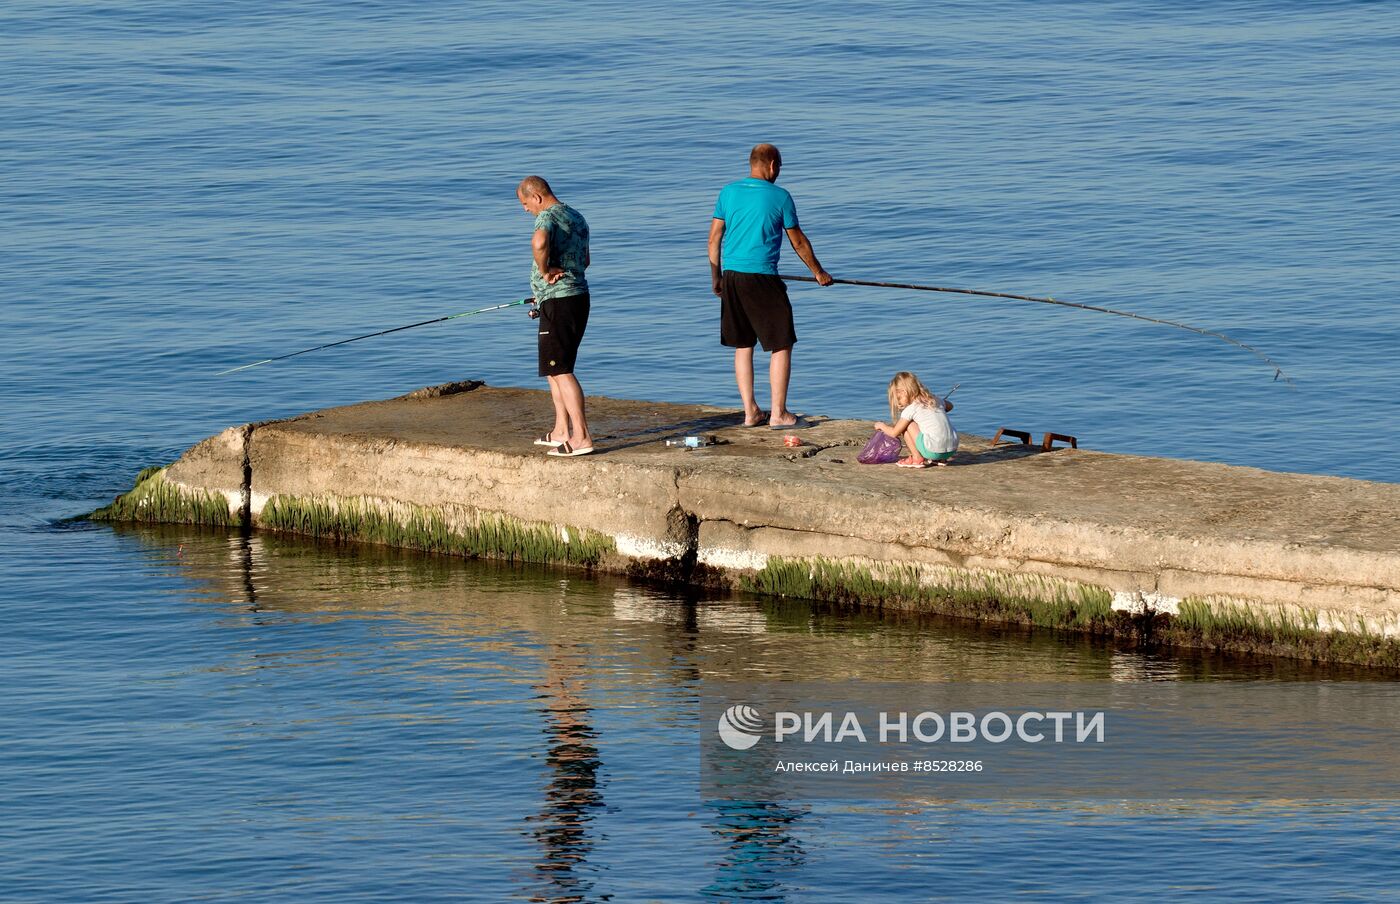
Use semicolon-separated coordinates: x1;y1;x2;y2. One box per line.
900;398;958;453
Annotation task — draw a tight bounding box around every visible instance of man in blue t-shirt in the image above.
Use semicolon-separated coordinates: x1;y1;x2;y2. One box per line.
708;144;833;429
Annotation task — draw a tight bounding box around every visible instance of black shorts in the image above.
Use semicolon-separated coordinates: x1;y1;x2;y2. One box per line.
537;292;589;377
720;272;796;351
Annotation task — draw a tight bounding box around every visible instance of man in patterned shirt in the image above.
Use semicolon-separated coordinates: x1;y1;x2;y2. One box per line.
518;175;594;456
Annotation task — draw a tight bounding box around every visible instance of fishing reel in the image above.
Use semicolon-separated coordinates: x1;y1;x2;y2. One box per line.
527;299;540;319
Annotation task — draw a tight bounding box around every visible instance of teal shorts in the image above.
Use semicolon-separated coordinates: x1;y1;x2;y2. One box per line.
915;433;955;461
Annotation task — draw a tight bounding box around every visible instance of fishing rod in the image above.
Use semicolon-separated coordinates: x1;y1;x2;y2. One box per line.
781;274;1293;385
215;297;533;375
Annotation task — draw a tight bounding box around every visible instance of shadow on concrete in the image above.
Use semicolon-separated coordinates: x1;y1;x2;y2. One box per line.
594;413;834;454
955;442;1050;466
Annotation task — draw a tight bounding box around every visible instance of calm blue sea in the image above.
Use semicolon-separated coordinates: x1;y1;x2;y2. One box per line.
4;1;1399;900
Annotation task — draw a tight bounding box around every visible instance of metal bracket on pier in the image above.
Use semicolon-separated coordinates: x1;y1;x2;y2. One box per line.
1042;432;1078;451
991;428;1034;446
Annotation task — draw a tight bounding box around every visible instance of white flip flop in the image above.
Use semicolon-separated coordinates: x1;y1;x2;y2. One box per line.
547;441;595;457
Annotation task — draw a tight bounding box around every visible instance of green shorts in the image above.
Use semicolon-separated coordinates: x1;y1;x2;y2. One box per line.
915;433;955;461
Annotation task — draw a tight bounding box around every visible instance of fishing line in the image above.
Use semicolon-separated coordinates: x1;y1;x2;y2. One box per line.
215;298;533;376
781;274;1293;385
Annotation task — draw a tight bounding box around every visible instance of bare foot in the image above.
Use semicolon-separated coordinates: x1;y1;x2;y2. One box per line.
768;411;799;428
742;409;768;427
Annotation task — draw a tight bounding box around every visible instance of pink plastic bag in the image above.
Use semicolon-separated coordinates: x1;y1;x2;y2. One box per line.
857;430;902;464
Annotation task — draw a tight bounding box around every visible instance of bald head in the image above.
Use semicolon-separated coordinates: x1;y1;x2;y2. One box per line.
748;144;782;182
516;175;559;214
517;175;553;198
749;144;781;168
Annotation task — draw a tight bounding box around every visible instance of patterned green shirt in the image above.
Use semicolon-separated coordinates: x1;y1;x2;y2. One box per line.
530;203;589;302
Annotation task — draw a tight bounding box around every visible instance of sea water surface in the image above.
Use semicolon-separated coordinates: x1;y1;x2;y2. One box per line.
3;0;1400;900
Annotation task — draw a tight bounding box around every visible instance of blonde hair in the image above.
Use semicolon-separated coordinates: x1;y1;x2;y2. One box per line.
888;371;934;420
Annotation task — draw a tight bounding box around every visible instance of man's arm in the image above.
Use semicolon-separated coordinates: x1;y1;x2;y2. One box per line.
708;218;725;297
533;227;564;284
785;227;833;286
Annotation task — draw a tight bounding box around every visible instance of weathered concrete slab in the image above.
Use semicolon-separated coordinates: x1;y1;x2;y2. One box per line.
103;381;1400;665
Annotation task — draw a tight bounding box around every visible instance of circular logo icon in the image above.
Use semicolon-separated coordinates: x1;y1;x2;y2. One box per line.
717;704;764;750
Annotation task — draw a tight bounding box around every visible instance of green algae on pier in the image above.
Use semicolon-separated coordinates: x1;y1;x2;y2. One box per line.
91;466;232;527
260;494;615;567
741;556;1116;632
1166;597;1400;669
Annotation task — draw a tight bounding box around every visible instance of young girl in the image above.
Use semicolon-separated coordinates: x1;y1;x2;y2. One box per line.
874;372;958;468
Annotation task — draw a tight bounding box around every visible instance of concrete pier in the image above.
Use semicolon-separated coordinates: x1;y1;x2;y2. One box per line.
94;381;1400;666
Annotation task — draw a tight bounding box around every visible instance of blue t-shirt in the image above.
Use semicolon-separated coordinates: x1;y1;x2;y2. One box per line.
712;177;799;275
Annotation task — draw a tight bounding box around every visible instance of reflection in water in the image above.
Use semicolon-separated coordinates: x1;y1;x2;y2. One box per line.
126;523;1383;686
526;647;607;903
612;589;808;901
236;531;261;612
97;524;1400;901
703;799;806;902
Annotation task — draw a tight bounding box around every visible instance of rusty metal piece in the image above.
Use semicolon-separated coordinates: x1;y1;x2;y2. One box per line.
1042;432;1078;451
991;428;1033;446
